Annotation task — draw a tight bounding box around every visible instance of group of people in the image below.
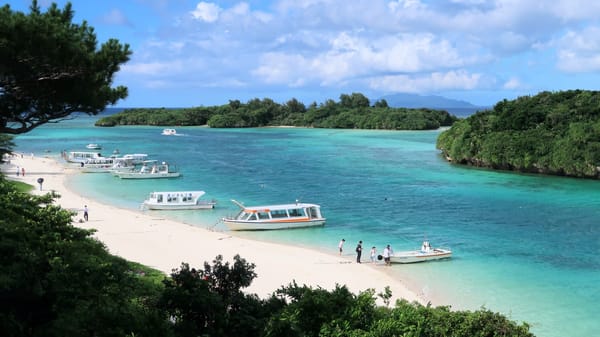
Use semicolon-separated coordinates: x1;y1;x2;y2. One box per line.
338;239;394;266
16;166;25;176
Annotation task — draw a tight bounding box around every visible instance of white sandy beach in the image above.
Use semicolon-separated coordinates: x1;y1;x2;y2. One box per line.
3;153;425;305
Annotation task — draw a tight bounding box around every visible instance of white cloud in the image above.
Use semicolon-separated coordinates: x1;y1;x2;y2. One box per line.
368;70;483;92
503;77;522;89
190;2;221;22
556;27;600;72
252;53;312;87
251;31;475;89
388;0;427;12
100;9;132;26
121;0;600;106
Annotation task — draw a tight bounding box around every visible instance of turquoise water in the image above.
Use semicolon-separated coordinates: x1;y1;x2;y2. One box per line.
13;113;600;337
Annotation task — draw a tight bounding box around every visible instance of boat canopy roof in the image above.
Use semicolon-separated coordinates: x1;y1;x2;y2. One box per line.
238;203;320;212
151;191;205;196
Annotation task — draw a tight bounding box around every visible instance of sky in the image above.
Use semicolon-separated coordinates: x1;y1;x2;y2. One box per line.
6;0;600;107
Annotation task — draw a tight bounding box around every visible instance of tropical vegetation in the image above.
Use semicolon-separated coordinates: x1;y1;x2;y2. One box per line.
0;0;130;157
437;90;600;178
95;93;458;130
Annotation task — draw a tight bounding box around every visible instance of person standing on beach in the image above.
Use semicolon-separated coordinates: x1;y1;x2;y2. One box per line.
83;205;89;222
21;167;25;176
383;244;392;266
16;166;19;176
338;239;345;255
370;246;377;263
356;240;363;263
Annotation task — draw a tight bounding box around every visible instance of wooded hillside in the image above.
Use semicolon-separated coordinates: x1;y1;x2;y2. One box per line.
436;90;600;178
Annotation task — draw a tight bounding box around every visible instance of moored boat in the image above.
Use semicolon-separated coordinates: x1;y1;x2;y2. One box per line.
141;191;216;210
86;143;102;149
162;128;177;135
115;160;180;179
389;241;452;264
77;157;116;173
63;150;104;163
223;200;326;231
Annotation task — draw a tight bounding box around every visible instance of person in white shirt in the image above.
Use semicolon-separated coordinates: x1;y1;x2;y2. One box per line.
338;239;345;255
382;244;393;266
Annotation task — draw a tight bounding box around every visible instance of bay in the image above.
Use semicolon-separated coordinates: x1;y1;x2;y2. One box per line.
13;112;600;337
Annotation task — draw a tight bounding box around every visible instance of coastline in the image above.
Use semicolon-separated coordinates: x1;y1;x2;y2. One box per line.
2;153;425;305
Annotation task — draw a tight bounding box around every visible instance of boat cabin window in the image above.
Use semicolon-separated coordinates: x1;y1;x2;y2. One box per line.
257;211;270;220
271;209;288;218
307;207;319;219
288;208;305;217
156;194;163;203
238;211;256;221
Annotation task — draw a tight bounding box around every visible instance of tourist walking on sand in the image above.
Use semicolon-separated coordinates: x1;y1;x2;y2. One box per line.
83;205;89;222
356;240;363;263
338;239;345;255
383;244;393;266
16;166;19;176
21;167;25;176
370;246;377;263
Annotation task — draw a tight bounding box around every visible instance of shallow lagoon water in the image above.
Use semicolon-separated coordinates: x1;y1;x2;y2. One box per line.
14;113;600;337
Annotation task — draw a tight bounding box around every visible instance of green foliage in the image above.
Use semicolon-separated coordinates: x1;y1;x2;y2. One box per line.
0;0;131;135
437;90;600;178
159;257;281;337
0;135;15;160
0;175;169;337
95;94;459;130
264;283;533;337
95;107;212;127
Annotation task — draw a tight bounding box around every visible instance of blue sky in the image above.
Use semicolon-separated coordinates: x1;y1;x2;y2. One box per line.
7;0;600;107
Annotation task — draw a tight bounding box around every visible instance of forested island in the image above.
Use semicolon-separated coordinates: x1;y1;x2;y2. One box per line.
95;93;458;130
437;90;600;179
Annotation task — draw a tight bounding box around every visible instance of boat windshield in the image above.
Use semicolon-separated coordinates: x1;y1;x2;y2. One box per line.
288;208;306;217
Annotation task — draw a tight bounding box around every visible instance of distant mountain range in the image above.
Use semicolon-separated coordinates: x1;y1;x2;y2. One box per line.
377;93;478;109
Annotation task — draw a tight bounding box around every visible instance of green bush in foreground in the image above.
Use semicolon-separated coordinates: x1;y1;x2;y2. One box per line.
0;176;534;337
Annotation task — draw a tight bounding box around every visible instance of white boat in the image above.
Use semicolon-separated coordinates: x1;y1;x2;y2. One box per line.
162;128;177;135
122;153;148;163
223;199;326;231
389;241;452;264
63;151;104;163
86;143;102;149
115;160;181;179
141;191;216;210
77;157;116;173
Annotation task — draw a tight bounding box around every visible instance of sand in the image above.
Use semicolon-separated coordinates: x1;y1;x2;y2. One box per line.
2;153;424;305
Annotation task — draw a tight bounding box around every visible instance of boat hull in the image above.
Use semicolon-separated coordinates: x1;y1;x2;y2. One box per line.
144;202;215;210
389;249;452;264
223;219;325;231
79;167;113;173
117;172;181;179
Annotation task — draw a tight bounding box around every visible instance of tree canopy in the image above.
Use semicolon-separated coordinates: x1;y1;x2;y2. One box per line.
436;90;600;178
0;0;131;136
95;92;458;130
